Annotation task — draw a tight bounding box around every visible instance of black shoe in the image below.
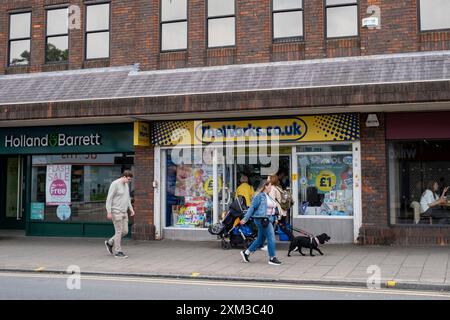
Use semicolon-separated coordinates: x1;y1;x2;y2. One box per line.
105;241;113;255
269;257;282;265
240;250;250;263
114;252;128;259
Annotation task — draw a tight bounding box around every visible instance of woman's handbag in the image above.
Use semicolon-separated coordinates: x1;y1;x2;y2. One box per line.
261;217;270;228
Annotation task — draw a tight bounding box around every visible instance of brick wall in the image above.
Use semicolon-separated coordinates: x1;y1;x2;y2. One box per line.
187;0;205;67
359;113;389;242
360;0;419;56
2;0;450;74
132;145;156;240
0;3;6;75
236;0;270;64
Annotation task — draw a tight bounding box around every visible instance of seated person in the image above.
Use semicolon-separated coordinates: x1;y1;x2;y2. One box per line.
420;181;449;222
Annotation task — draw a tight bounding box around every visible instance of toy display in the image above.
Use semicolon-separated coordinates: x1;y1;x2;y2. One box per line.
172;196;212;228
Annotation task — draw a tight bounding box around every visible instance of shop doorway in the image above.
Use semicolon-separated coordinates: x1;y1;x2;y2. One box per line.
0;156;26;230
219;149;291;220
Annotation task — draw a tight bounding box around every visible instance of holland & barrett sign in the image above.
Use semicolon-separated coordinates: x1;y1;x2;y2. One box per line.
0;124;133;155
5;133;102;148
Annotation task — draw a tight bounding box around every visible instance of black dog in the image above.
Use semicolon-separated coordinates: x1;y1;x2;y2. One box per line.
287;233;331;257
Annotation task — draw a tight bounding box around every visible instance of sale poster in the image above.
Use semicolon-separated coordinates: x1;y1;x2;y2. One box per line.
46;165;72;205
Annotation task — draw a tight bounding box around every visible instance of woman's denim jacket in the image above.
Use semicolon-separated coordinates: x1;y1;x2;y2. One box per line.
242;192;276;223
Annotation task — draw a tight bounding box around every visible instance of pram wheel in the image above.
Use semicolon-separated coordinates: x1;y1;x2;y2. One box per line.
221;239;231;250
208;223;225;235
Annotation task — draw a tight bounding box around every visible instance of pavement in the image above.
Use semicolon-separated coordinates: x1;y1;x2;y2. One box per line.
1;230;450;292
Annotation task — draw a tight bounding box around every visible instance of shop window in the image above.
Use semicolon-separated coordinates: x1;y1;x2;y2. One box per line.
30;154;134;223
85;3;110;59
207;0;235;48
165;151;213;228
161;0;188;51
325;0;358;38
388;141;450;225
419;0;450;31
46;8;69;63
272;0;303;42
9;12;31;66
297;153;354;216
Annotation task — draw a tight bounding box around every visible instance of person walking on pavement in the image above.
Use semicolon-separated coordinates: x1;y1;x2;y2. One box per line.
269;174;294;241
239;180;282;265
104;170;135;259
260;174;293;251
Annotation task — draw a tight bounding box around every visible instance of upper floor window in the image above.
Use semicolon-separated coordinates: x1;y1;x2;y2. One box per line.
46;8;69;63
161;0;188;51
326;0;358;38
9;12;31;66
272;0;303;42
85;3;110;59
207;0;235;48
419;0;450;31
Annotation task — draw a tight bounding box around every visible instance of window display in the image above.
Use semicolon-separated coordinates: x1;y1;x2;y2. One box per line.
298;153;353;216
166;152;213;228
31;153;134;223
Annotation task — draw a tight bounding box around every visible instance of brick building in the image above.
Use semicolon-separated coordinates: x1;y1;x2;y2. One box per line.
0;0;449;245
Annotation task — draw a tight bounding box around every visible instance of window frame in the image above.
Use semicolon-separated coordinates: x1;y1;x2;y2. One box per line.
272;0;304;43
8;10;32;67
418;0;450;33
45;6;70;64
324;0;360;40
206;0;236;49
159;0;188;53
84;1;111;61
386;139;450;228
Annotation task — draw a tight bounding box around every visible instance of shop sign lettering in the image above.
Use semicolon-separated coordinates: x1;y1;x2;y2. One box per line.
4;133;101;149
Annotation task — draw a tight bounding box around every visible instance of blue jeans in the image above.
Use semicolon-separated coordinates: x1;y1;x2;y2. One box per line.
247;217;277;258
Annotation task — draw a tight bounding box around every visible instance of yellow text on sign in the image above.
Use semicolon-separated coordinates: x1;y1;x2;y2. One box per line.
316;170;336;192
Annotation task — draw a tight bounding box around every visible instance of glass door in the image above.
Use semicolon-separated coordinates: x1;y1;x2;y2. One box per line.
0;157;25;229
218;162;234;216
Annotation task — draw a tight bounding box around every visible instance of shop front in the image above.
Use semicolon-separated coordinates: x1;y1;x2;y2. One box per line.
152;114;362;243
0;124;135;237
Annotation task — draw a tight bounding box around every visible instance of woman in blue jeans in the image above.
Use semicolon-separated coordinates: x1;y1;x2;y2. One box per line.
239;180;282;265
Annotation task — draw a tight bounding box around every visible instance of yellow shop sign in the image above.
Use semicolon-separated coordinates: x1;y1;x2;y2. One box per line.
197;118;308;143
151;114;360;146
134;122;150;146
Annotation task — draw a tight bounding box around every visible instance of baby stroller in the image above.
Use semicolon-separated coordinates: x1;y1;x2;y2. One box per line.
208;196;257;250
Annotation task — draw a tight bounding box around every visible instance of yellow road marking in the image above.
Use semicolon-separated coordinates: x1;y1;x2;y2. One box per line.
386;280;397;287
0;271;449;298
34;267;45;272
